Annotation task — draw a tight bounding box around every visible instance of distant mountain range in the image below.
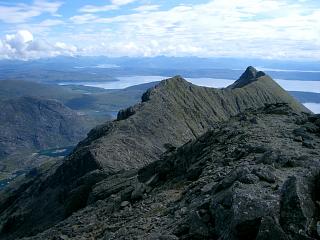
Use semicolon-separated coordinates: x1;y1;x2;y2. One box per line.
2;56;320;71
0;56;319;82
1;67;318;240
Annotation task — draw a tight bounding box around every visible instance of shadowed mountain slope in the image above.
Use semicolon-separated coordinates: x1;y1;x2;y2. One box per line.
0;96;90;158
0;67;311;239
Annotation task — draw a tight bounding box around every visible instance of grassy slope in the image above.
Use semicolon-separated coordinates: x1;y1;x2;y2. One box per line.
0;80;151;121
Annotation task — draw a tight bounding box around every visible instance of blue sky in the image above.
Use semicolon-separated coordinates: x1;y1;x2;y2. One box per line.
0;0;319;60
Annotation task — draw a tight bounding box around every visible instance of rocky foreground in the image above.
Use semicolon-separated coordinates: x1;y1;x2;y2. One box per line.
20;103;320;240
1;67;319;240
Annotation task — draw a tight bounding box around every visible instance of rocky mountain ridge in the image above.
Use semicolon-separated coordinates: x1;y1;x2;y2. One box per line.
61;66;309;178
0;67;314;240
20;103;320;240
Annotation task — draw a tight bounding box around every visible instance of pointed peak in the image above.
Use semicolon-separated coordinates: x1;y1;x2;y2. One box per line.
240;66;258;82
244;66;258;77
229;66;267;89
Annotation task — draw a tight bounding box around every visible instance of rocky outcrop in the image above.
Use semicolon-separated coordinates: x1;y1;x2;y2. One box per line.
16;103;320;240
228;66;265;89
0;67;312;239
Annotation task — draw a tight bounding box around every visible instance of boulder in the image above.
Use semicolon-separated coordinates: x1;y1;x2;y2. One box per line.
280;176;315;236
131;183;146;201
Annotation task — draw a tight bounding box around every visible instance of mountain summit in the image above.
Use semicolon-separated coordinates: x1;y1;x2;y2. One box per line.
228;66;265;88
0;68;314;239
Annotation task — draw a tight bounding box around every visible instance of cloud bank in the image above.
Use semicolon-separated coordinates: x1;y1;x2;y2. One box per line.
69;0;320;59
0;30;77;60
79;0;137;13
0;0;319;60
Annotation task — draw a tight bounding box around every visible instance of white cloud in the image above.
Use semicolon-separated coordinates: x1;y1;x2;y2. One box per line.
111;0;137;6
0;0;63;23
79;0;137;13
134;5;160;12
37;19;65;27
70;14;98;24
55;41;77;52
79;4;118;13
1;0;320;60
6;30;34;44
0;30;77;60
70;0;320;59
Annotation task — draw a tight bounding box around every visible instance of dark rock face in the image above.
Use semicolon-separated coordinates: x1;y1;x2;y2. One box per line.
117;106;136;121
228;66;266;89
0;68;314;239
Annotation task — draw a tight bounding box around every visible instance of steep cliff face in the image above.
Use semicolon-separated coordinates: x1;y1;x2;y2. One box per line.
0;67;311;239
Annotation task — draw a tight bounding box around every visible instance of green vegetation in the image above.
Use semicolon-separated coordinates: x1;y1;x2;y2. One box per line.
0;79;149;121
0;79;152;185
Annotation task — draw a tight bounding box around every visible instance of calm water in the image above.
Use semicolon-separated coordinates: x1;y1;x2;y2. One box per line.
63;76;169;89
304;103;320;114
61;76;320;93
60;76;320;113
275;80;320;93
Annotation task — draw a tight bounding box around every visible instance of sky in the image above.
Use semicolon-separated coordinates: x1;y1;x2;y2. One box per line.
0;0;319;60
